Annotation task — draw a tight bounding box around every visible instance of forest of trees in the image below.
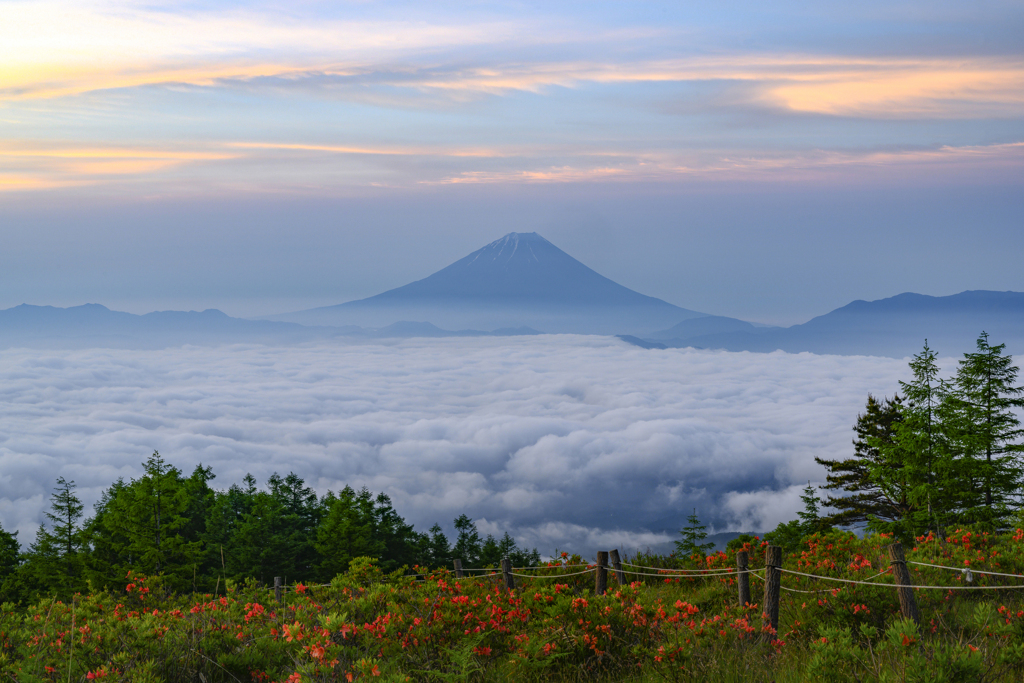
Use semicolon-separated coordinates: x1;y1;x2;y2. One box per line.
0;454;539;604
813;332;1024;543
671;332;1024;556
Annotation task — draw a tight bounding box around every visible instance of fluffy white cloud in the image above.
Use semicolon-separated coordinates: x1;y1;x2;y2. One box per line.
0;337;910;554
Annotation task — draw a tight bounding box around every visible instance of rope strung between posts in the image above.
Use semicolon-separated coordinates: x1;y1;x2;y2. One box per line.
618;561;741;575
513;564;593;571
749;568;891;594
908;560;1024;579
617;567;757;579
507;567;597;579
778;566;1024;590
749;570;821;594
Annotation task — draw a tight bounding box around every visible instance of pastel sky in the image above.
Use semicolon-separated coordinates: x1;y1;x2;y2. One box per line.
2;0;1023;323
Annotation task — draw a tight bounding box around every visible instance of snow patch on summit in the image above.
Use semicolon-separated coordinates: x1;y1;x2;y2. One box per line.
471;232;545;265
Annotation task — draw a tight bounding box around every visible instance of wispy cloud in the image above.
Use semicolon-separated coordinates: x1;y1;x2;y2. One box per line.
2;2;1022;121
0;143;238;191
1;0;1021;195
2;139;1020;193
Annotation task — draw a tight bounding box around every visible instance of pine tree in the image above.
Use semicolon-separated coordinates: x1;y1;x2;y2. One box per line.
942;332;1024;527
817;394;920;536
675;509;714;562
0;522;21;604
203;477;257;585
893;341;950;534
95;452;203;590
267;472;321;579
797;482;827;534
452;515;483;568
424;523;452;569
22;477;87;600
370;492;419;572
315;486;382;579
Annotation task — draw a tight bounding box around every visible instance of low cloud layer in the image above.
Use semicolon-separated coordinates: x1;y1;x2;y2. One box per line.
0;337;909;555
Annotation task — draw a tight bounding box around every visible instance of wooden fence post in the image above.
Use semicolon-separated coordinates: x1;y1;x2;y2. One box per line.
762;545;781;636
595;551;608;596
274;576;282;604
453;559;463;579
737;550;751;607
887;543;921;624
609;548;626;586
501;557;515;591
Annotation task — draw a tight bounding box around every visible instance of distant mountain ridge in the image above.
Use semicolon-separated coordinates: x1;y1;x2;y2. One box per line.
633;291;1024;358
267;232;706;334
0;304;540;349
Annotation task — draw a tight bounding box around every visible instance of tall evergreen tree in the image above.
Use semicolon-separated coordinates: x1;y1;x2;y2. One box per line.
423;523;452;569
267;472;321;579
0;522;21;603
893;342;950;533
315;486;383;579
796;482;828;534
675;509;714;561
764;484;831;551
817;394;921;537
92;452;203;591
941;332;1024;527
22;477;87;600
452;515;483;567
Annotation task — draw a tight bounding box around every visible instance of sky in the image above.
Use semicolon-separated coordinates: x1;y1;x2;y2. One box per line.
2;0;1023;322
0;337;911;554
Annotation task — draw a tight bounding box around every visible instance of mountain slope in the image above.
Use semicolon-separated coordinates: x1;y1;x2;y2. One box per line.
268;232;705;334
641;291;1024;357
0;304;330;348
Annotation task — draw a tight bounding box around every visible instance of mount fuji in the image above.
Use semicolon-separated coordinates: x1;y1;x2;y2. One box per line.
269;232;706;334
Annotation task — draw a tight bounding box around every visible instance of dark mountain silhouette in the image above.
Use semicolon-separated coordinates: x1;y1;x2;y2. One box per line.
268;232;705;334
631;291;1024;358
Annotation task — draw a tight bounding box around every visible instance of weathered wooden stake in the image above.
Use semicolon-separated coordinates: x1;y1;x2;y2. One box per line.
453;559;464;579
762;545;781;636
595;551;608;596
887;543;921;624
274;576;282;604
501;557;515;591
609;548;626;586
737;550;751;607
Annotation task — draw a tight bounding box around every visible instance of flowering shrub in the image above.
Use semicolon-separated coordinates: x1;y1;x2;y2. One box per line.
1;533;1024;681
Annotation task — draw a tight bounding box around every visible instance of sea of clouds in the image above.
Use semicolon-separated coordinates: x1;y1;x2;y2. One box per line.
0;336;913;555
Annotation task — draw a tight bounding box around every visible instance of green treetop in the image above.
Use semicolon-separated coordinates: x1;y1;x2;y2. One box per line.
676;509;715;562
941;332;1024;527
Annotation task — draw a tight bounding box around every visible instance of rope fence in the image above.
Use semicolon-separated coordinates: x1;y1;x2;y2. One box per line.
266;541;1024;639
908;559;1024;579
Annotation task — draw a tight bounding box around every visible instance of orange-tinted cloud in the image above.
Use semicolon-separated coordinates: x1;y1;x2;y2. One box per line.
2;3;1022;120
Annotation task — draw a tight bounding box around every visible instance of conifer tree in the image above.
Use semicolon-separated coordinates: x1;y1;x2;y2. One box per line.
893;341;950;533
424;523;452;569
315;486;383;579
796;482;827;534
941;332;1024;527
675;509;714;561
23;477;87;600
817;394;920;536
0;522;21;603
452;515;483;567
93;452;203;590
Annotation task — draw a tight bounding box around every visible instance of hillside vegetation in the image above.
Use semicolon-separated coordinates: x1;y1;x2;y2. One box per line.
2;530;1024;681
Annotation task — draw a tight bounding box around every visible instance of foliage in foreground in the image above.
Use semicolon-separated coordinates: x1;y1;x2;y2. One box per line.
4;530;1024;682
